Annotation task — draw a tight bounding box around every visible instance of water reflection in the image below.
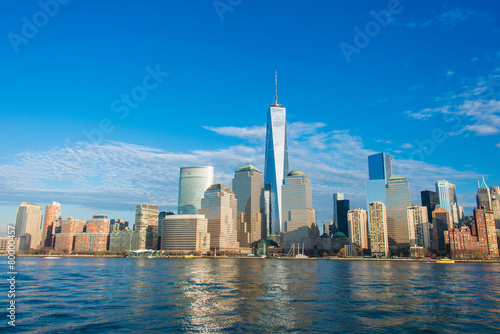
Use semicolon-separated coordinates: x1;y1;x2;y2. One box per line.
14;258;500;333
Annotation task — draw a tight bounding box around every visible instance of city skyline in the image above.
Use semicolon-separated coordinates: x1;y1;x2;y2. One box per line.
1;1;500;231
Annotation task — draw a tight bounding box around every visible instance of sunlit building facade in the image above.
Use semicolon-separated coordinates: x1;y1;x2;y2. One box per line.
407;205;430;256
178;166;215;215
386;175;412;248
199;184;239;250
15;202;43;252
347;208;368;249
369;202;388;258
161;215;210;253
436;180;459;226
232;163;264;247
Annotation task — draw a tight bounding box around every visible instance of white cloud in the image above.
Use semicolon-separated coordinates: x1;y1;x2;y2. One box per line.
0;122;481;223
401;143;414;149
202;125;265;141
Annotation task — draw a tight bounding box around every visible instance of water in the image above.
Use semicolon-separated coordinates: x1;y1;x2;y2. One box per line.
7;257;500;333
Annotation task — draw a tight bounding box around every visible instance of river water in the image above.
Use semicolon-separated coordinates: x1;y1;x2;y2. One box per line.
8;257;500;333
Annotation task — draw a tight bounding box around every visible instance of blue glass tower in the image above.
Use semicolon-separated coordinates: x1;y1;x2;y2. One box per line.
264;72;289;235
366;153;392;208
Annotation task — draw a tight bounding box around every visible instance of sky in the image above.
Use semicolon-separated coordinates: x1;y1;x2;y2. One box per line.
1;0;499;233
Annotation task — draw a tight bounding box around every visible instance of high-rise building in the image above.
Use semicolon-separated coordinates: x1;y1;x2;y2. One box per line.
347;208;368;249
198;184;239;250
53;217;85;252
407;205;430;254
281;170;317;249
74;216;110;253
161;215;210;253
476;177;492;210
490;186;500;229
369;202;388;258
366;153;393;212
421;190;439;225
472;208;499;258
178;166;215;215
15;202;43;252
336;199;350;236
134;204;159;250
435;180;459;226
264;73;289;235
232;163;264;247
333;193;344;228
41;201;61;248
386;175;412;248
432;207;451;254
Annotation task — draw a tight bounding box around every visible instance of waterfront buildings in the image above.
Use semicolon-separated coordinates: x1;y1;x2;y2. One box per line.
420;190;439;225
264;74;289;235
476;177;492;210
232;163;264;247
53;217;85;252
178;166;215;215
281;170;318;249
366;153;393;213
15;202;43;252
198;184;239;251
41;201;61;248
407;205;430;256
436;180;459;226
74;215;110;253
369;202;389;258
347;208;369;249
473;208;499;258
386;175;412;248
161;215;210;253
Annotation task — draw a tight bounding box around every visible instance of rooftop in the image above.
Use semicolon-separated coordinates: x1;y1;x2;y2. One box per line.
236;163;261;173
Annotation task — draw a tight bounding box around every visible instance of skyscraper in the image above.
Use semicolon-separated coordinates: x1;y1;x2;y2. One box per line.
347;208;368;249
476;176;492;210
366;153;392;220
490;186;500;229
15;202;43;251
134;204;159;250
432;207;451;254
385;175;411;248
407;205;430;254
264;72;289;235
333;193;344;227
232;163;264;247
336;199;350;236
178;166;215;215
369;202;388;258
199;184;239;250
281;170;317;249
421;190;439;225
161;215;210;253
435;180;459;226
41;201;61;248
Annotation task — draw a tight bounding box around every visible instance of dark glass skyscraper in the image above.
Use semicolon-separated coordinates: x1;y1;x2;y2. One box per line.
264;73;289;235
421;190;439;225
336;199;350;236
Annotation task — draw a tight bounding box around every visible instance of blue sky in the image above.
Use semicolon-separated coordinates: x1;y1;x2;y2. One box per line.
1;0;499;232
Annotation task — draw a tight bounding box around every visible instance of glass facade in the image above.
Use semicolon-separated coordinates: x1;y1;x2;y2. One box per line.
420;190;439;225
366;153;393;228
178;166;215;215
264;105;289;235
435;180;459;225
385;175;411;247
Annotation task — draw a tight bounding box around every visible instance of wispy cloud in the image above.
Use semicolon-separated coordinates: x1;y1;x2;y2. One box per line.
0;122;480;222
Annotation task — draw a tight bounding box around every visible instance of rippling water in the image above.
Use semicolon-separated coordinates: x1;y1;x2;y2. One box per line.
8;257;500;333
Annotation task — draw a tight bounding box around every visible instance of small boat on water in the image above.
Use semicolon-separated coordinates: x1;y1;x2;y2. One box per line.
43;256;60;259
183;254;194;259
436;257;455;263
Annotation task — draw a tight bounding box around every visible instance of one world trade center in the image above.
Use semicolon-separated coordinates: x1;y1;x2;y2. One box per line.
264;72;289;236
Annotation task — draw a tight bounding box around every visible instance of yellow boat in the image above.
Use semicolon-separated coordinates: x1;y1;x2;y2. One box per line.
436;257;455;263
183;254;194;258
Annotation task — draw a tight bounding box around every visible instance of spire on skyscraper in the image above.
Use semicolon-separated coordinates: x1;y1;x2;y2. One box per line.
275;70;278;104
